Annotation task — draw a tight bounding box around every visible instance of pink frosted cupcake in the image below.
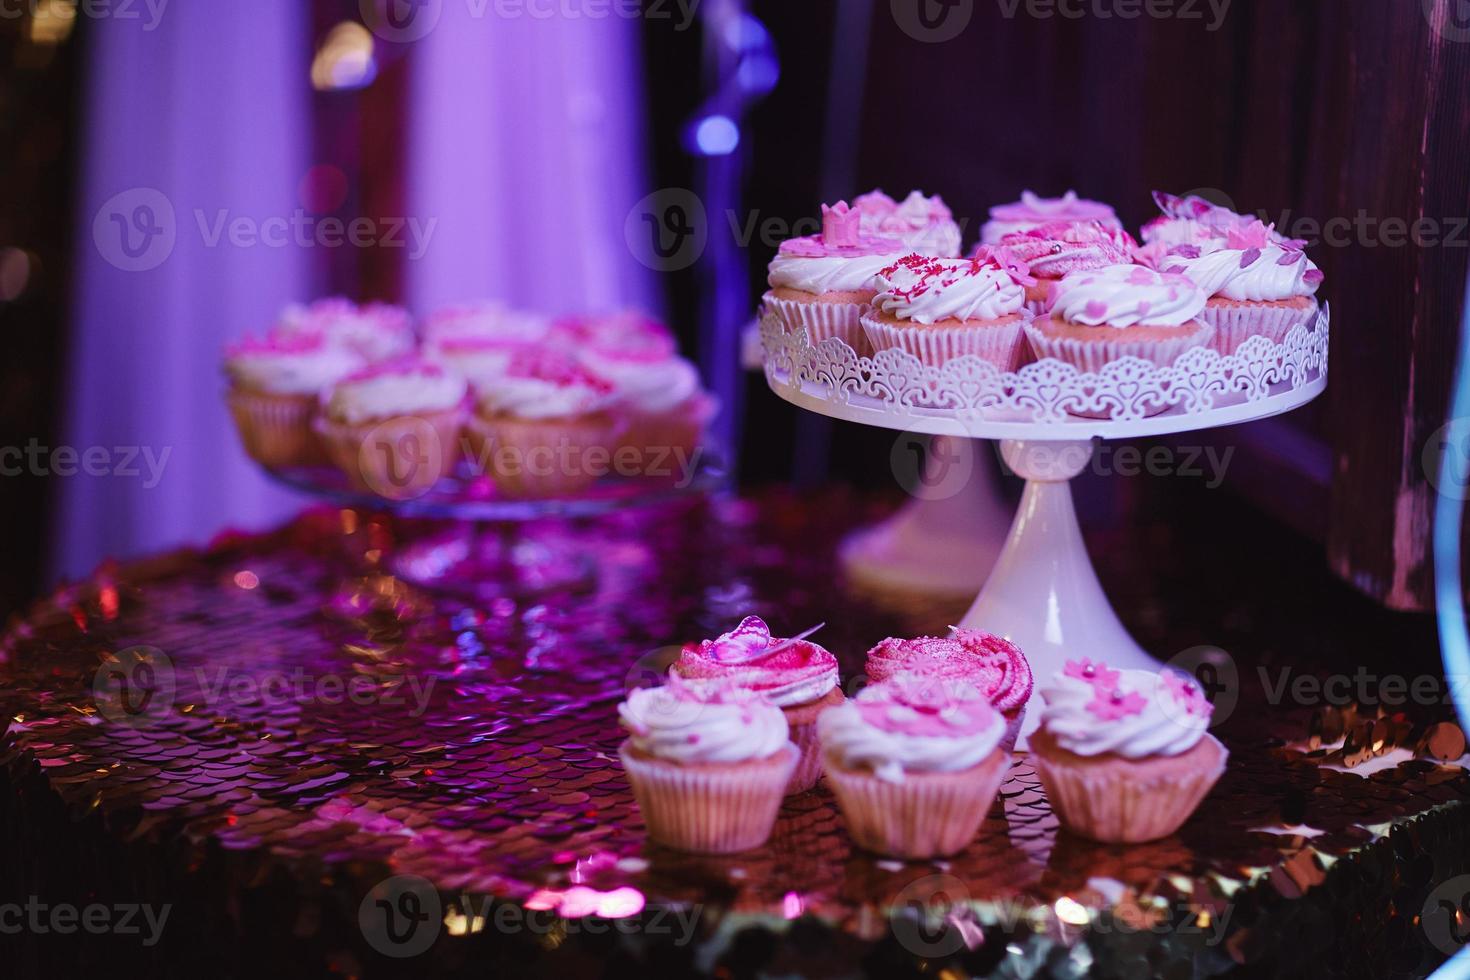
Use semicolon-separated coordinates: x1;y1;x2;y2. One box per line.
819;673;1011;859
1030;660;1226;843
1157;219;1323;354
421;301;551;349
861;250;1033;368
865;628;1033;752
275;297;415;363
223;333;365;468
1025;264;1212;371
425;335;538;387
314;358;468;499
618;679;797;854
763;201;906;355
979;190;1123;245
577;346;717;470
994;221;1137;316
548;310;677;361
854;189;963;257
672;617;842;794
464;349;622;499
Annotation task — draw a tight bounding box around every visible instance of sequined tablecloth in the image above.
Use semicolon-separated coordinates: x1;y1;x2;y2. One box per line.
1;492;1467;979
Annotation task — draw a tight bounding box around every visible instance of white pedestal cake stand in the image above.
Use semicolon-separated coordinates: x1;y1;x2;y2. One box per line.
760;309;1330;742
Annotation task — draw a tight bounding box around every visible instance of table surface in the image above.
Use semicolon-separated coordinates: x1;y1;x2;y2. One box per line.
1;489;1465;978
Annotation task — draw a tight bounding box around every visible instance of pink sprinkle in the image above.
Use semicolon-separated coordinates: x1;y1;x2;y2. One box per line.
686;734;700;744
1084;300;1108;320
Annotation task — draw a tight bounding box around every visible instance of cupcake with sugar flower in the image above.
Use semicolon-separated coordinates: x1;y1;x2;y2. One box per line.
854;189;963;257
314;357;469;499
618;676;797;853
1030;660;1226;843
1134;189;1291;269
980;190;1123;245
671;617;843;794
865;628;1033;752
464;348;622;498
818;672;1012;859
992;220;1137;316
577;345;716;468
861;248;1034;368
223;332;366;467
1157;219;1323;354
763;201;907;355
274;297;416;363
1026;263;1212;371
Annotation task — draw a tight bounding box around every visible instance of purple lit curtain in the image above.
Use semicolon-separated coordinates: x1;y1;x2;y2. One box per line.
404;7;658;315
55;4;315;579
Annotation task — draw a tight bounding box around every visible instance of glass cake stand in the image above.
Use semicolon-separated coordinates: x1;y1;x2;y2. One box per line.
760;308;1330;741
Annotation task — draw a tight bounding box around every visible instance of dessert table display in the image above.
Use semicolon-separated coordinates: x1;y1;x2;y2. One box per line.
1;491;1467;979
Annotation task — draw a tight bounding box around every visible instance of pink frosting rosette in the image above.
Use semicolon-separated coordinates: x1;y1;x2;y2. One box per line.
672;616;838;709
980;190;1122;244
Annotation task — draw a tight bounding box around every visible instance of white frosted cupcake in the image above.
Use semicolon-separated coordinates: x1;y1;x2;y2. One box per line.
763;201;906;355
1025;263;1212;370
618;679;797;854
465;349;621;499
223;333;365;468
853;189;963;257
275;297;415;363
819;673;1011;859
578;348;716;468
421;301;551;349
861;248;1033;368
548;310;677;361
979;190;1123;244
1157;219;1322;354
314;358;468;498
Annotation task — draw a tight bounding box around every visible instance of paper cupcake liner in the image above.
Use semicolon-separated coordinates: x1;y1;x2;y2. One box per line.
761;291;870;356
314;408;465;500
227;388;322;468
464;412;621;499
618;392;720;470
822;750;1010;859
1023;321;1214;371
1031;734;1226;843
861;313;1027;369
1200;299;1318;355
781;689;844;794
619;742;797;853
998;707;1024;755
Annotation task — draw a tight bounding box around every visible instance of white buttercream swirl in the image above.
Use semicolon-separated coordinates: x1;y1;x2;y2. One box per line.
767;251;905;295
877;191;963;257
325;370;467;424
475;376;615;420
872;256;1026;324
1049;264;1206;328
226;345;366;396
579;353;701;414
1164;245;1322;301
818;682;1006;784
1039;668;1209;758
619;685;790;764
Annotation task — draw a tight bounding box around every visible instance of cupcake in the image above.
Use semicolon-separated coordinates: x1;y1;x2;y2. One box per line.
1030;660;1226;843
861;249;1033;368
548;310;677;362
426;336;538;387
672;617;843;794
979;190;1123;245
464;348;621;499
995;221;1137;316
763;201;906;355
275;297;415;362
865;628;1033;752
577;347;717;469
854;189;963;257
1157;219;1323;354
420;301;551;349
223;333;365;468
1025;263;1212;371
314;358;468;499
819;673;1011;859
618;679;798;854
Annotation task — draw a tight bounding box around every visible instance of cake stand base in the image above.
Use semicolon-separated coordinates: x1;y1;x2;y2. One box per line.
959;439;1159;747
391;523;595;599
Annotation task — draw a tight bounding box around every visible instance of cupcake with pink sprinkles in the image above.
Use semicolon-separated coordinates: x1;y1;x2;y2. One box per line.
275;297;415;363
818;673;1012;859
979;190;1123;245
865;627;1033;752
672;617;843;794
994;220;1137;316
1030;660;1226;843
223;332;365;468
